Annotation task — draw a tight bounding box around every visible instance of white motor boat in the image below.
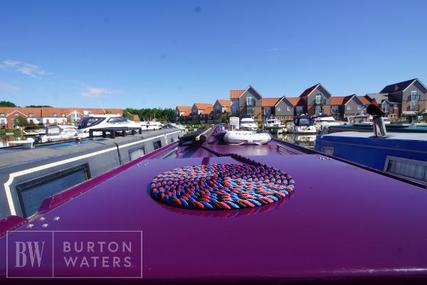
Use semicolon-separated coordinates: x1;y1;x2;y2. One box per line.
263;118;285;134
240;117;258;130
223;130;272;145
36;125;79;143
140;121;164;131
287;115;317;134
347;115;391;126
78;114;141;137
313;116;346;132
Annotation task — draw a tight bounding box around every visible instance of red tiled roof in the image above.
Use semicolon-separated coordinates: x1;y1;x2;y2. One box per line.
229;89;246;99
194;103;213;115
357;95;373;106
0;107;122;118
261;98;281;107
330;96;347;105
285;97;303;106
176;106;192;115
217;99;231;107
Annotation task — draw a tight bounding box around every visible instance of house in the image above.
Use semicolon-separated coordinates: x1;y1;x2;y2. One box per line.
213;100;231;122
0;107;123;129
379;78;427;121
191;103;213;123
175;106;192;123
284;97;304;118
259;97;296;122
229;86;263;122
261;98;281;120
366;93;400;120
330;95;368;120
298;83;332;116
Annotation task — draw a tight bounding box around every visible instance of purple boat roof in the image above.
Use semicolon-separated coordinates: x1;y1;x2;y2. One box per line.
1;132;427;281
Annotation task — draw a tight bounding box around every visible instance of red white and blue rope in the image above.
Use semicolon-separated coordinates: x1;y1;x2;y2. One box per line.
150;160;295;210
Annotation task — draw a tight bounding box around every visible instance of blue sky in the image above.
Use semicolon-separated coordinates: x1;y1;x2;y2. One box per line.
0;0;426;109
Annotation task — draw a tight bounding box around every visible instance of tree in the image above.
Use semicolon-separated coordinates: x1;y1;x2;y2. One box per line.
25;105;52;108
13;116;28;127
0;101;16;107
124;108;176;123
220;113;230;123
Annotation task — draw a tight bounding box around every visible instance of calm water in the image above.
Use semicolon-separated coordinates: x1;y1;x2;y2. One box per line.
274;133;317;149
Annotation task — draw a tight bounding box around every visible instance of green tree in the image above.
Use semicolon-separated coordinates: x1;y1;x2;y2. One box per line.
13;116;28;127
0;101;16;107
220;113;230;123
25;105;52;108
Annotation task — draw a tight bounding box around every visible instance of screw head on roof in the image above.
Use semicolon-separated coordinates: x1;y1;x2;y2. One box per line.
53;216;60;221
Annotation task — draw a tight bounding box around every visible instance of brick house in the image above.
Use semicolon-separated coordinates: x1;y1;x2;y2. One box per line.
298;83;332;116
213;99;231;122
365;93;400;120
379;78;427;121
175;106;192;123
0;107;122;129
261;97;298;122
229;86;263;122
191;103;213;123
330;95;371;120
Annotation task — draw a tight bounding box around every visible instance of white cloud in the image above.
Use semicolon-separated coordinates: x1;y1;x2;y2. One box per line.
0;59;46;78
81;86;124;97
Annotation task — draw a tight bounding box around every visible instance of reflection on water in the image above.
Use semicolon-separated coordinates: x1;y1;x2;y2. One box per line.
274;133;317;149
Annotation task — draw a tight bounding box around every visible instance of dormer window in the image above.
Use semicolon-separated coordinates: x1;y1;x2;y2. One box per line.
53;113;58;117
28;113;33;118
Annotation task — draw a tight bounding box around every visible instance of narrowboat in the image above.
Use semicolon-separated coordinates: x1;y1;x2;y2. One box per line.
1;123;427;283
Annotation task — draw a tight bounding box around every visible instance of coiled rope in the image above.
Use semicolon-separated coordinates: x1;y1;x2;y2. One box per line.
150;157;295;210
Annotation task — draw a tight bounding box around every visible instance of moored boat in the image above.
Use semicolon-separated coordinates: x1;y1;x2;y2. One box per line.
286;115;317;134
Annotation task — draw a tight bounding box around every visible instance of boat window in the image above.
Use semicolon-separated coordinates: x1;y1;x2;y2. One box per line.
129;147;145;160
153;140;162;150
385;156;427;183
108;117;128;123
78;117;105;128
16;164;90;217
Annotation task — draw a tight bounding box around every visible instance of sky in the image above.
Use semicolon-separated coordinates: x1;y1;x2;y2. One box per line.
0;0;426;109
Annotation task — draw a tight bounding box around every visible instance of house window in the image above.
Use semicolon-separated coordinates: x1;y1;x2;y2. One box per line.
315;93;322;104
296;106;303;115
246;95;255;106
331;106;339;113
0;113;5;117
28;113;33;118
287;105;291;112
346;105;351;111
357;105;362;111
315;105;322;115
410;90;420;111
53;113;58;117
382;102;390;113
276;107;281;112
